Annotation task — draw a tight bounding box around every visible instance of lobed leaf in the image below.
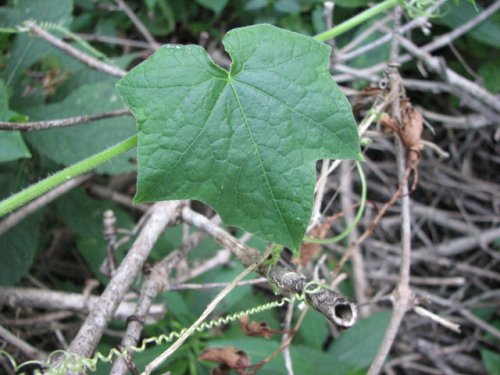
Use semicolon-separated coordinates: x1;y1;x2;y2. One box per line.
117;24;361;252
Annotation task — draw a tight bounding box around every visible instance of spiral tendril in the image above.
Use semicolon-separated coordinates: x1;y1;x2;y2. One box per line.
1;282;326;374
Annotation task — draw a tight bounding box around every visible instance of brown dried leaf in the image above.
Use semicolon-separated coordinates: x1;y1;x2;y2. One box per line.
198;346;251;370
240;315;277;339
296;212;343;265
349;86;383;114
379;113;398;134
400;99;424;171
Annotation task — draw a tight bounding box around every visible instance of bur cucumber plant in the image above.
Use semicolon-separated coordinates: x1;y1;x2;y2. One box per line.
0;0;437;253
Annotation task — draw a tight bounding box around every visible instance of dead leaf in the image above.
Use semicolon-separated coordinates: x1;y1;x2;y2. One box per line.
198;346;251;375
400;99;424;169
240;315;278;339
296;212;344;265
379;99;424;190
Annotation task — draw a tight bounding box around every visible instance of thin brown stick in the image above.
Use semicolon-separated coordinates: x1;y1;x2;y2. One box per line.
0;324;47;361
460;309;500;340
0;109;130;131
368;7;415;374
248;306;309;373
114;0;160;50
24;20;126;78
334;167;410;276
75;33;153;49
168;278;268;291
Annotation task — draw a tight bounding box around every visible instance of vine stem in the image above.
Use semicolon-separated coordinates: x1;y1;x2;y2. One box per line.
0;135;137;218
304;161;366;244
314;0;402;42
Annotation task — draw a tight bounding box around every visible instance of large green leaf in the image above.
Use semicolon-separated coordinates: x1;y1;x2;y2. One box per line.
24;83;136;175
117;24;361;251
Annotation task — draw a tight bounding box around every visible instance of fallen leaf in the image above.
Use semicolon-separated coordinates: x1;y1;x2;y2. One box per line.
240;315;278;339
199;346;251;375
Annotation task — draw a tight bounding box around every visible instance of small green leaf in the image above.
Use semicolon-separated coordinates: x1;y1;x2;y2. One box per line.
0;132;31;162
117;25;360;252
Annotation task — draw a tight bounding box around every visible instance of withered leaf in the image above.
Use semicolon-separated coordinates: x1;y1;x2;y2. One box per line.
400;99;423;168
199;346;251;375
297;212;343;265
240;315;278;339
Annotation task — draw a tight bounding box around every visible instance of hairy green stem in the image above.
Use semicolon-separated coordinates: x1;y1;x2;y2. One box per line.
314;0;403;42
305;161;367;244
0;135;137;218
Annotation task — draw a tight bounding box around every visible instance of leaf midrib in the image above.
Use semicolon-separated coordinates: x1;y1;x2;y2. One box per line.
228;81;293;245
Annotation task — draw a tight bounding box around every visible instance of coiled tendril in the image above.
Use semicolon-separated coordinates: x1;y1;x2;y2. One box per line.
1;282;325;374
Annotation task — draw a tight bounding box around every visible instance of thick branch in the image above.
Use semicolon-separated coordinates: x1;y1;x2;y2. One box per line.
0;287;164;322
181;207;358;328
64;201;183;359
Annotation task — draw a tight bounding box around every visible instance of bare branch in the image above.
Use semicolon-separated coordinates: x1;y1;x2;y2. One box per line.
114;0;160;50
24;20;126;78
63;201;184;360
0;109;130;131
0;287;164;322
368;7;416;373
0;324;47;361
181;207;358;328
